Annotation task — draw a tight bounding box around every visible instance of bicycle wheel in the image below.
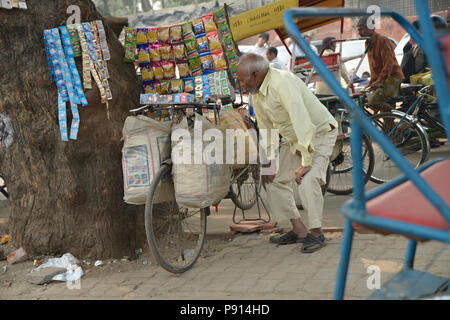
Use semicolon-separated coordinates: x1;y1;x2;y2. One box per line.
369;112;430;184
230;164;260;210
145;163;208;274
327;121;375;195
0;176;8;199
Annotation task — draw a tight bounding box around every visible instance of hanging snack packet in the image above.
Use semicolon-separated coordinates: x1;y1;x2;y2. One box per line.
151;62;164;80
149;44;161;62
212;51;227;71
124;27;137;46
223;38;235;53
147;27;159;44
213;8;227;26
142;80;155;94
158;27;170;43
192;18;205;35
171;79;184;94
140;62;154;81
207;31;222;52
160;80;171;94
226;51;239;66
202;13;217;33
173;43;186;61
177;61;191;78
184;38;198;58
124;46;136;62
188;56;202;74
160;44;173;60
170;25;182;43
200;53;214;73
183;77;195;94
162;60;175;79
182;22;194;37
154;81;161;94
67;25;82;57
196;35;209;54
218;24;232;41
137;44;150;62
136;28;148;44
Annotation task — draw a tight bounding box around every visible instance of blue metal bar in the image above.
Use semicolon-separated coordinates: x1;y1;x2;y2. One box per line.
350;120;365;212
334;219;355;300
386;97;422;137
404;240;417;269
414;0;450;140
283;8;450;224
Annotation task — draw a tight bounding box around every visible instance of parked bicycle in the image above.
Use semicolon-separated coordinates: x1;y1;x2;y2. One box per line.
129;102;262;273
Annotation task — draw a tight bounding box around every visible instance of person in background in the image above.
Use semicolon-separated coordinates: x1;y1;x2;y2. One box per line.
236;53;338;253
266;47;287;70
357;16;404;112
247;32;270;57
314;36;351;97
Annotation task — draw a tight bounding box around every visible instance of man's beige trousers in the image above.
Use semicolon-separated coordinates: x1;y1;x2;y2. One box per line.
265;128;337;229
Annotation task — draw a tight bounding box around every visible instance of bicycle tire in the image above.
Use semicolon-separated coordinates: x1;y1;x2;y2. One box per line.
145;163;208;274
230;164;260;210
369;112;430;184
327;121;375;195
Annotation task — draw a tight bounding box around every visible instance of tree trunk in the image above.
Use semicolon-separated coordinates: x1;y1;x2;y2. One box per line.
0;0;147;259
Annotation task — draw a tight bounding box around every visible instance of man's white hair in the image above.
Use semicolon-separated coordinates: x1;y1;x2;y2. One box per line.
238;53;270;74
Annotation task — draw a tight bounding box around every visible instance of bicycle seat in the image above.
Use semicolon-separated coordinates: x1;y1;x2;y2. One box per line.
399;83;424;96
363;160;450;233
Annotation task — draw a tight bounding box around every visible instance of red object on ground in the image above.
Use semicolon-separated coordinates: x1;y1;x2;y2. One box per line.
230;221;278;233
7;247;27;265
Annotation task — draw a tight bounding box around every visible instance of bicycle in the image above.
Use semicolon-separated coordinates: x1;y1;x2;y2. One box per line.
129;102;263;273
367;84;433;183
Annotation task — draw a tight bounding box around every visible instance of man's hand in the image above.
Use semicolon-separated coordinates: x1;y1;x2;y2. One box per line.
295;166;311;184
366;81;383;92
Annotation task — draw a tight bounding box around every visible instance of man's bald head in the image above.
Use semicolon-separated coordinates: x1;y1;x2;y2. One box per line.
236;53;270;94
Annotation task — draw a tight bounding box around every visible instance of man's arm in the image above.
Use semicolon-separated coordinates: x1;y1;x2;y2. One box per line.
275;78;316;166
374;37;398;84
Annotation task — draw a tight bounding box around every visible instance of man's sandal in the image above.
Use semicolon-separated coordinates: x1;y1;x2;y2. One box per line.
301;233;327;253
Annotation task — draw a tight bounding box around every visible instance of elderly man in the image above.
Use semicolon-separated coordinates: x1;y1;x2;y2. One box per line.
236;53;338;253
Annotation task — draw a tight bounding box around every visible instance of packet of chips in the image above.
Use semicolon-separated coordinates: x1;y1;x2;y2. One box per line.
170;25;182;43
223;38;235;53
67;25;82;57
124;27;137;46
136;28;148;44
196;35;209;54
160;80;170;94
183;77;195;93
149;44;161;62
202;13;217;33
140;62;154;80
177;61;190;78
192;69;202;77
162;60;175;79
151;62;164;80
200;53;214;72
181;22;194;38
218;24;232;41
212;51;227;71
170;79;184;94
137;44;150;62
188;56;201;73
206;31;222;52
192;18;205;35
172;43;185;61
154;80;161;94
226;51;239;66
147;27;159;44
142;80;155;94
160;44;172;60
158;27;170;43
184;38;198;57
213;8;227;26
124;46;136;62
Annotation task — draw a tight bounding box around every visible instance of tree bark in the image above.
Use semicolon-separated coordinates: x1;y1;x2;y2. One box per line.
0;0;147;259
